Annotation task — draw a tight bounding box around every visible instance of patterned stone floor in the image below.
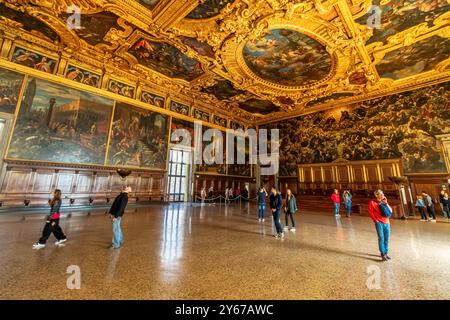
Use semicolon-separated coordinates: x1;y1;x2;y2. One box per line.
0;202;449;299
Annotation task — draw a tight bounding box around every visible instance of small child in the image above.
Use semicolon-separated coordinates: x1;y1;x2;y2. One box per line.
415;195;427;221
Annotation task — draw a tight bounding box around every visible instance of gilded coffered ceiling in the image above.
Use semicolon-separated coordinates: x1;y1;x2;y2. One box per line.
0;0;449;126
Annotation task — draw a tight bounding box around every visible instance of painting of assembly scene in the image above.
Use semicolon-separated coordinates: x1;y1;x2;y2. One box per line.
129;38;204;81
356;0;450;45
268;82;450;175
12;47;56;74
0;68;24;114
186;0;235;19
65;65;101;87
376;35;450;80
243;29;331;87
107;103;169;169
7;77;113;164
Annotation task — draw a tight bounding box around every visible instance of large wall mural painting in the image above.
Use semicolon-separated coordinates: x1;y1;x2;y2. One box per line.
7;77;114;165
171;118;195;147
265;82;450;176
186;0;235;19
356;0;450;46
0;68;24;114
243;29;332;87
376;35;450;80
107;102;169;169
129;38;204;81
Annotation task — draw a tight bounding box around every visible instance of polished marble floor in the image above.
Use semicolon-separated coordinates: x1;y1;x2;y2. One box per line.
0;203;449;300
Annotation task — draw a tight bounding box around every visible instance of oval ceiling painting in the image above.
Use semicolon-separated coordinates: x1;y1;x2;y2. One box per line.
243;29;332;87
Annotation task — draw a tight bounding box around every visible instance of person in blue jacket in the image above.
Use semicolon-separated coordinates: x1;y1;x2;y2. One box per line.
342;190;352;217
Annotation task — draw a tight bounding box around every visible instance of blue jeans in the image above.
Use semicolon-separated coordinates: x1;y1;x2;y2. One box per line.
112;217;123;248
258;203;266;219
334;203;340;215
272;209;283;234
345;202;351;216
375;222;390;256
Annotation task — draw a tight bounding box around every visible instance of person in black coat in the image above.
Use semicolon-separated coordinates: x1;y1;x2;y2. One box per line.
269;186;284;239
109;186;130;249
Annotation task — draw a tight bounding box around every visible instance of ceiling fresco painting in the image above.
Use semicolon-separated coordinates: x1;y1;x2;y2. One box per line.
186;0;235;19
355;0;450;46
136;0;162;11
375;35;450;80
128;38;205;81
63;11;123;46
238;99;280;115
0;0;448;125
201;80;245;100
0;3;60;42
179;36;215;59
242;29;332;87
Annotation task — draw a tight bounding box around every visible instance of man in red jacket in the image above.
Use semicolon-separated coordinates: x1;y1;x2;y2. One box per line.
368;189;392;261
331;189;341;217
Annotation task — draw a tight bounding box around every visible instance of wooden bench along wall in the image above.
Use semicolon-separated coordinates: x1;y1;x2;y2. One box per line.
0;160;165;207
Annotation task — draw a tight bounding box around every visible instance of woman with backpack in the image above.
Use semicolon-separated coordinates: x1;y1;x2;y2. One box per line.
32;189;67;249
284;189;298;232
368;189;392;261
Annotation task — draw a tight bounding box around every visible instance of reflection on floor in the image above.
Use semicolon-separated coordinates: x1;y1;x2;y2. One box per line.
0;203;449;299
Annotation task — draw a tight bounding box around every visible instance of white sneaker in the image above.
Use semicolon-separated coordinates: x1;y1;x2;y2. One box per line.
55;239;67;245
258;218;261;222
431;219;437;223
290;228;296;232
283;226;289;231
262;219;265;222
280;233;285;240
32;243;45;250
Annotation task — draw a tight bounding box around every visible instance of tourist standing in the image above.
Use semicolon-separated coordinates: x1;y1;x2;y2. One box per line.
422;191;437;222
235;185;241;203
269;187;284;239
258;186;268;222
442;193;450;221
109;186;130;249
368;189;392;261
342;190;352;217
225;187;230;204
284;189;297;232
33;189;67;249
200;187;206;203
331;189;341;217
415;195;427;221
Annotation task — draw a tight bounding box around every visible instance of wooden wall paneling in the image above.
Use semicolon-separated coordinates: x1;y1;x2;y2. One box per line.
55;171;75;194
32;169;54;193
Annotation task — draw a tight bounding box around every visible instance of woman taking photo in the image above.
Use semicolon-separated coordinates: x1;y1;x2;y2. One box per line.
284;189;298;232
32;189;67;249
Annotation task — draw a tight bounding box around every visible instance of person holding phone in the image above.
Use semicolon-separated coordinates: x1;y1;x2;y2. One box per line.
368;189;392;261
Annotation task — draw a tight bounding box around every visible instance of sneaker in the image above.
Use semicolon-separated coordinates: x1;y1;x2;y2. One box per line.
258;219;261;222
32;242;46;250
274;234;280;240
420;219;427;222
385;254;391;260
381;255;388;261
335;214;340;217
109;245;120;249
431;219;437;223
290;228;296;232
280;233;285;240
262;219;265;222
55;238;67;245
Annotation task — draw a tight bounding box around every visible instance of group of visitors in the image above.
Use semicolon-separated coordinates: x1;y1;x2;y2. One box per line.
200;185;244;203
257;186;298;240
32;186;131;250
415;190;450;222
331;189;353;217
